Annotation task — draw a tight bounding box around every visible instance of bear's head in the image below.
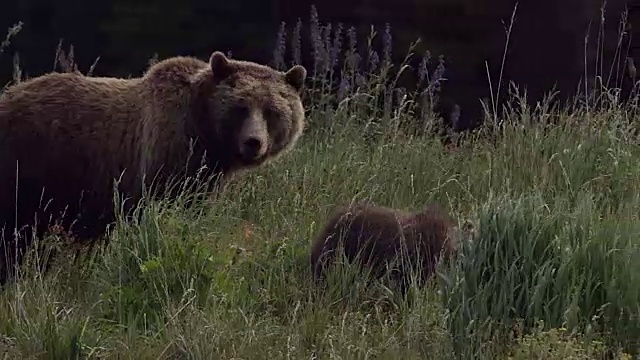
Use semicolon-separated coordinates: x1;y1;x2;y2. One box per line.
195;51;307;172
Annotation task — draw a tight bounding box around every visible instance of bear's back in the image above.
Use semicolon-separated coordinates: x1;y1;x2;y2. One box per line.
0;72;145;187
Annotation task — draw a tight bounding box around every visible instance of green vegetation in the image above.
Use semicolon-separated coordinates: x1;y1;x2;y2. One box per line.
1;9;638;359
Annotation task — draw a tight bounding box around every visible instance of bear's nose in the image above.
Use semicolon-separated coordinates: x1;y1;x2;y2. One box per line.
242;137;263;158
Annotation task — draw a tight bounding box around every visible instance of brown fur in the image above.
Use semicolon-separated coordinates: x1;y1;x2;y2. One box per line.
0;51;307;283
310;202;464;294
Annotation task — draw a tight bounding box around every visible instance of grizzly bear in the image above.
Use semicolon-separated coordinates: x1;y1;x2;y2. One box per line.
310;201;468;295
0;51;307;283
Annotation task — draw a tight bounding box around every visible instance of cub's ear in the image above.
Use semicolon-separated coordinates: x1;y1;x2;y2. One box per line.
209;51;233;80
284;65;307;93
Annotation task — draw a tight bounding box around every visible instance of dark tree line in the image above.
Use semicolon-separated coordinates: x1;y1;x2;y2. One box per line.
1;0;280;79
1;0;637;131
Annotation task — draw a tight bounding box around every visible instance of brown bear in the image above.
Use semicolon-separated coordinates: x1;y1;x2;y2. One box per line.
310;201;469;295
0;51;307;284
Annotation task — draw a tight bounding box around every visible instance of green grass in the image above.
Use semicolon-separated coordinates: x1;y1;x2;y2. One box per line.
1;100;638;359
1;10;640;359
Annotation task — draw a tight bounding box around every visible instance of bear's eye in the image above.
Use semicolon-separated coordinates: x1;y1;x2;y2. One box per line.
263;106;279;122
229;104;249;119
263;105;288;141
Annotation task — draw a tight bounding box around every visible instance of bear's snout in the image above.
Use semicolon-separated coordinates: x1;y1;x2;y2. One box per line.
240;136;265;159
238;111;269;161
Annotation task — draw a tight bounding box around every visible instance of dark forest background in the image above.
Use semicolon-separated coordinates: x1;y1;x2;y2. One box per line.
1;0;639;131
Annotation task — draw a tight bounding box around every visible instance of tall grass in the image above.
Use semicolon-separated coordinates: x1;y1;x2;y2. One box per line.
1;6;639;359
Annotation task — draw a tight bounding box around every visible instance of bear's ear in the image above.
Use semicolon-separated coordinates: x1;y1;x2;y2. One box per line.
284;65;307;93
209;51;233;80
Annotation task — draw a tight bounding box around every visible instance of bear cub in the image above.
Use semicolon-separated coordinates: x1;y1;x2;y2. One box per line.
310;201;468;294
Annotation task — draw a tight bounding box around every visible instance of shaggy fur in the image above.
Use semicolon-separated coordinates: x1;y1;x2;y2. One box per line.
310;202;466;294
0;51;307;283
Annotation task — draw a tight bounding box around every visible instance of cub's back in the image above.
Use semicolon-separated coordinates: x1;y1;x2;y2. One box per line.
310;203;410;278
